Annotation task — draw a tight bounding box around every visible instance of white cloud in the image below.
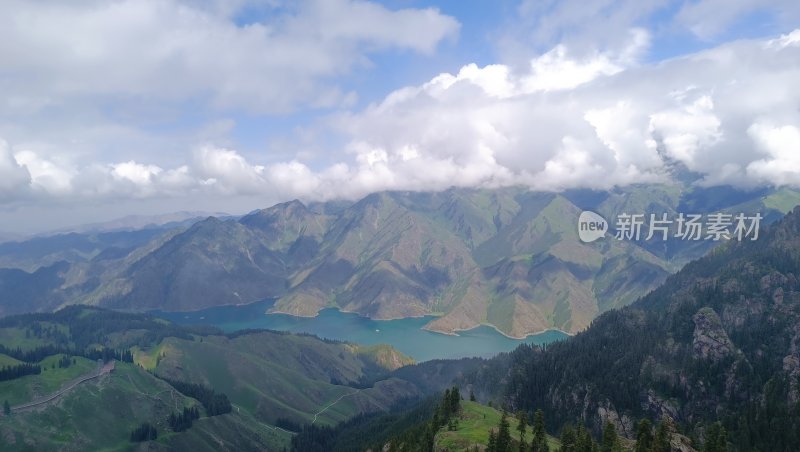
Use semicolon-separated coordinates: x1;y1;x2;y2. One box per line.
648;95;722;168
521;45;622;92
193;146;266;194
746;123;800;185
676;0;800;40
312;28;800;195
0;0;459;114
506;0;663;62
13;150;73;195
0;140;31;196
1;25;800;214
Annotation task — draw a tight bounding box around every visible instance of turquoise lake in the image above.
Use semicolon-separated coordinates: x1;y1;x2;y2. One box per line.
153;300;569;362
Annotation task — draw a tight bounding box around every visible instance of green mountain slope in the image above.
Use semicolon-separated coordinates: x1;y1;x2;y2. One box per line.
434;400;560;451
0;307;417;450
453;205;800;450
149;331;418;427
1;362;285;451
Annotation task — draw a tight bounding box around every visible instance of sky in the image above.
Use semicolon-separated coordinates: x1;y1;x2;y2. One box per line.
0;0;799;233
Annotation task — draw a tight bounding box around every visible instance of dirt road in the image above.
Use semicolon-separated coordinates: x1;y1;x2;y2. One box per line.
11;360;115;412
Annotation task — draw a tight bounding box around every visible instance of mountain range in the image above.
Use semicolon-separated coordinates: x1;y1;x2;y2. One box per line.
435;204;800;450
2;196;800;450
299;203;800;451
0;184;798;338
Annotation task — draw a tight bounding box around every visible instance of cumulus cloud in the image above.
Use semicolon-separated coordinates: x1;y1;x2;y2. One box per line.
676;0;800;40
0;0;459;114
13;151;73;195
511;0;800;56
0;140;31;196
302;28;800;196
746;123;800;186
193;146;266;194
1;25;800;209
505;0;663;62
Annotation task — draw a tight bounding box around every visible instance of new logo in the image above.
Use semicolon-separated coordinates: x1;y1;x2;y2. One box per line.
578;211;607;243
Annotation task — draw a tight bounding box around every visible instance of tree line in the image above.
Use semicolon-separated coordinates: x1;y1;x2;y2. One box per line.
158;376;232;416
0;343;132;366
129;422;158;442
0;363;41;381
168;406;201;432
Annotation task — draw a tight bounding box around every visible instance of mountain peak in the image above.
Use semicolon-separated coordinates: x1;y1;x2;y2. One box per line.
239;199;312;227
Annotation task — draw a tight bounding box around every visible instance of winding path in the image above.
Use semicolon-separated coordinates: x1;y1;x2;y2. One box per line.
311;389;362;425
11;361;115;412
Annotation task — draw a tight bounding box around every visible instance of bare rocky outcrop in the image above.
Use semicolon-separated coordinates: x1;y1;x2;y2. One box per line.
596;402;634;438
692;307;736;362
642;389;680;422
783;354;800;405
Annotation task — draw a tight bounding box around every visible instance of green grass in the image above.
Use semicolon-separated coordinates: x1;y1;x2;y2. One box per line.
763;188;800;213
153;333;418;428
435;401;560;451
0;362;289;451
486;295;516;334
1;362;190;451
0;327;54;350
0;355;97;406
0;353;22;367
354;343;415;369
131;342;170;370
156;336;359;425
159;408;292;452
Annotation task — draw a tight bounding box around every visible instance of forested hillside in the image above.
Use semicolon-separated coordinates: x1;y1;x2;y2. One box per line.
455;206;800;450
0;307;417;450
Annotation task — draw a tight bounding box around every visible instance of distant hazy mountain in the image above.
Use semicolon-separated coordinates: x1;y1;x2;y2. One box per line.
0;212;231;273
0;232;22;245
0;184;798;338
46;211;231;234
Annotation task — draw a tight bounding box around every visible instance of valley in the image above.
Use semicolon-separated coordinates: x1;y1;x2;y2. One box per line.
1;186;799;451
0;307;424;450
1;185;796;339
2;5;798;450
153;299;568;361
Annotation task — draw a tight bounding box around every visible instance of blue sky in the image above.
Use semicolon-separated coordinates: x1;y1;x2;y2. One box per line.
0;0;798;232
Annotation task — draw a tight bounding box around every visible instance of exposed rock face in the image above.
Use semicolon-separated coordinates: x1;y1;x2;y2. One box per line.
669;432;698;452
596;402;634;438
642;389;679;422
692;307;736;362
783;354;800;405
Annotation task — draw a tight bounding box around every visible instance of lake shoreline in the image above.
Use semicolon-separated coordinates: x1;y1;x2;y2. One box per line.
153;299;570;362
270;303;573;340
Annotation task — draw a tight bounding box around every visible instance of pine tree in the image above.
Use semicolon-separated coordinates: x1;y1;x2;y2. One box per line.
516;410;528;451
575;424;595;452
488;430;497;452
423;424;435;452
634;419;654;452
496;411;512;452
450;386;461;414
470;389;476;402
559;424;577;452
653;420;671;452
531;409;548;452
130;422;158;442
601;422;622;452
704;422;728;452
